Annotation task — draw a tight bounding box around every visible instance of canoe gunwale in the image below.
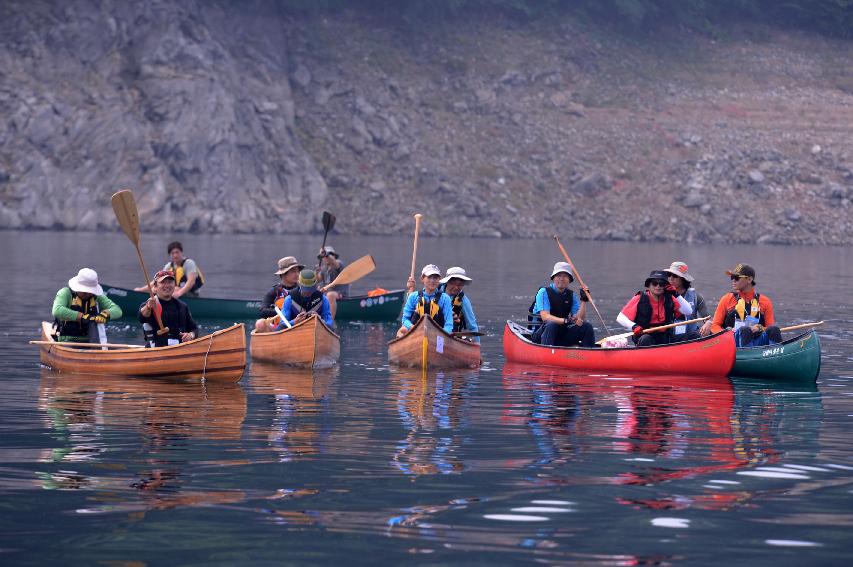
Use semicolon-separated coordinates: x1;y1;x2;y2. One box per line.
387;316;481;369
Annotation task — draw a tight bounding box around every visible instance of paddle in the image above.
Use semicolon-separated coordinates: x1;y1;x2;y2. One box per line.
320;211;336;252
553;235;612;336
111;189;169;336
781;321;824;333
273;304;293;329
596;316;709;345
409;213;423;284
321;254;376;291
452;331;484;338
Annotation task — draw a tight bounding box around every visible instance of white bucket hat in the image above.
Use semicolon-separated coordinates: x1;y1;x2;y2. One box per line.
550;262;574;282
421;264;441;277
664;261;695;283
440;266;472;284
68;268;103;295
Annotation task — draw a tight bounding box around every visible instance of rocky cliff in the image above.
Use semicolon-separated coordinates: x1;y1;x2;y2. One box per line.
1;1;851;243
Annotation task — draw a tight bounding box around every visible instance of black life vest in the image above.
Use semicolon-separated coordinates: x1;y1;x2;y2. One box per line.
634;291;675;332
449;291;467;333
411;291;445;328
528;285;574;330
170;259;204;292
140;297;195;347
723;292;765;329
55;289;100;338
290;290;324;314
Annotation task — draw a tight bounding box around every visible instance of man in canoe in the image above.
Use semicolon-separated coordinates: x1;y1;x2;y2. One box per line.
138;270;198;347
134;241;204;299
52;268;123;343
258;256;304;320
316;245;348;319
528;262;595;347
698;263;782;347
663;261;708;342
397;264;454;338
275;269;335;329
617;270;693;346
439;266;480;343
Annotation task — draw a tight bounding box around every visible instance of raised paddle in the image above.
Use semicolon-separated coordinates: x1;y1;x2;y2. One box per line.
596;316;709;346
111;189;169;336
322;254;376;291
553;235;611;335
780;321;824;333
320;211;336;252
410;213;423;282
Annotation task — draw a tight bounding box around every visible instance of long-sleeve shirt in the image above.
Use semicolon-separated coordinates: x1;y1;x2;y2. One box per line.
617;292;692;330
137;297;198;347
452;293;480;344
52;287;122;321
259;283;298;318
709;289;775;333
401;290;454;334
280;294;334;328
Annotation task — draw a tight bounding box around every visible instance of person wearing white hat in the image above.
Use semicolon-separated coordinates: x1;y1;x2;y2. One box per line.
397;264;454;338
438;266;480;343
529;262;595;347
316;245;348;319
51;268;122;343
663;261;708;341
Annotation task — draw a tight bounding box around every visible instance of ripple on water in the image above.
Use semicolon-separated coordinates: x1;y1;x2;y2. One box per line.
651;518;690;528
484;514;549;522
766;539;823;547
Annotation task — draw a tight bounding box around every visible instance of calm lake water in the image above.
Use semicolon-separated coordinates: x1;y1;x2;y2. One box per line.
1;230;851;565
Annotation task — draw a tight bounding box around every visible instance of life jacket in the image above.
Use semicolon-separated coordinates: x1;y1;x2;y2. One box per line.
634;291;675;332
170;259;204;292
411;291;445;328
528;285;574;330
723;292;765;330
55;289;99;338
449;292;467;333
674;288;700;334
290;290;324;315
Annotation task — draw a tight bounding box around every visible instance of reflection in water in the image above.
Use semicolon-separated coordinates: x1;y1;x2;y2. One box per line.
390;367;478;476
249;362;338;461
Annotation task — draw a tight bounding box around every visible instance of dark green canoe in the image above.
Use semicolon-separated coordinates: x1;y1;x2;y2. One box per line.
102;284;405;322
730;330;821;381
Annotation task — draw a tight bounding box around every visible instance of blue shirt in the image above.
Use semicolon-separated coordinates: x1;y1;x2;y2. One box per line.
448;292;480;344
533;284;580;317
401;289;454;334
277;294;334;329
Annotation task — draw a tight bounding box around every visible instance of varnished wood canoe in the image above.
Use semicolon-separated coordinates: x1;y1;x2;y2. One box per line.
37;321;246;382
730;330;821;381
503;320;735;377
388;316;481;369
249;314;340;368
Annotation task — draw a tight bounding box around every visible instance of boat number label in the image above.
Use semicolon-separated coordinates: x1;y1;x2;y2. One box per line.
762;346;784;357
360;295;399;308
436;336;445;353
245;301;262;309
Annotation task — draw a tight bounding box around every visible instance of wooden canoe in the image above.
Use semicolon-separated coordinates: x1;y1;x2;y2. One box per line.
503;320;735;377
249;314;340;368
388;316;481;369
102;283;406;321
730;330;821;381
37;321;246;382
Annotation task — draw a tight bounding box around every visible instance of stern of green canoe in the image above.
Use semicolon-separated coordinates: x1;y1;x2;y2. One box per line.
731;330;821;381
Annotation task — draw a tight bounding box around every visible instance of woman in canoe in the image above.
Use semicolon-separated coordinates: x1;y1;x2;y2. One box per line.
663;261;709;342
438;266;480;343
52;268;122;343
396;264;453;338
617;270;693;346
528;262;595;347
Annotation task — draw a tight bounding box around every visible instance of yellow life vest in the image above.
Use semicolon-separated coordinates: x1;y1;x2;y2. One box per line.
171;259;205;292
412;292;445;327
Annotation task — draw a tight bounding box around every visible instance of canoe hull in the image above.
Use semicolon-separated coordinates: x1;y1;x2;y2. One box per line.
250;315;340;368
503;320;735;377
388;316;481;369
37;322;246;382
103;284;405;321
730;330;821;381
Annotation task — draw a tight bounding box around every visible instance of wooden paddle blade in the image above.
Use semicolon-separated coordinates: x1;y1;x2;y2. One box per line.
322;211;336;233
111;189;140;245
326;254;376;288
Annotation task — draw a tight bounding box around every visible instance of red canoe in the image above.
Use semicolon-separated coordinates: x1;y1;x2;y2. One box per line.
503;320;735;376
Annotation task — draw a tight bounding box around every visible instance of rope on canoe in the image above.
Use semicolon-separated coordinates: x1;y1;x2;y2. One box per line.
201;334;214;383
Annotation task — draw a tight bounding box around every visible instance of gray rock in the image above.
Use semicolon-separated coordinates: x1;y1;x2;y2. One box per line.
748;170;765;184
292;64;312;89
784;208;802;222
571;173;611;196
683;191;704;208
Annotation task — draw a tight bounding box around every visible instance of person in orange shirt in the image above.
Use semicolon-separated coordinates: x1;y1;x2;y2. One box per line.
698;263;782;347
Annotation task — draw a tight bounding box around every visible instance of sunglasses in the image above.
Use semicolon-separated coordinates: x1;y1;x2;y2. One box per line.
649;281;667;287
730;275;749;281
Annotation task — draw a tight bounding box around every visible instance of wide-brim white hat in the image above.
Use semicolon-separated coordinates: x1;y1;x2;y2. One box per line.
664;261;695;283
440;266;472;284
68;268;103;295
550;262;574;282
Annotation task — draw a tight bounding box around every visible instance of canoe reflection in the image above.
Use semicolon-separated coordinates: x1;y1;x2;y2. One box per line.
249;362;339;460
389;367;478;475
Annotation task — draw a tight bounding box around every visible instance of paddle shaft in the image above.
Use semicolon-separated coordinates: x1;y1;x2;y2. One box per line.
553;235;611;335
780;321;824;332
598;316;709;343
410;214;423;280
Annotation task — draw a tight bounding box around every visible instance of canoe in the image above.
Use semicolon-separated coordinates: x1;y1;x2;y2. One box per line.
37;321;246;382
102;284;406;321
250;314;340;368
730;330;821;381
503;320;735;377
387;316;481;369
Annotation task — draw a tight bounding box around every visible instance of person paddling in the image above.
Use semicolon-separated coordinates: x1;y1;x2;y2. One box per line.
529;262;595;347
397;264;453;338
274;269;334;330
617;270;693;346
258;256;304;318
52;268;122;343
663;261;708;342
316;246;348;319
438;266;480;343
138;270;198;347
699;263;782;347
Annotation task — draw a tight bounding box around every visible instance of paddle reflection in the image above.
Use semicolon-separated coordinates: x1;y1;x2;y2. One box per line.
389;367;478;476
249;362;339;461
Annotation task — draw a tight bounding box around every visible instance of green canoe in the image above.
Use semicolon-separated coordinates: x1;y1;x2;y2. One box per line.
730;330;821;381
102;284;406;322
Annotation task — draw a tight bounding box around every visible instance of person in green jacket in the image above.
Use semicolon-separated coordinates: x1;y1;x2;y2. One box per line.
52;268;122;343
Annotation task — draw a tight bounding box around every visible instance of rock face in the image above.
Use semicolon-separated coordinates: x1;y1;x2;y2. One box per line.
1;2;852;245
